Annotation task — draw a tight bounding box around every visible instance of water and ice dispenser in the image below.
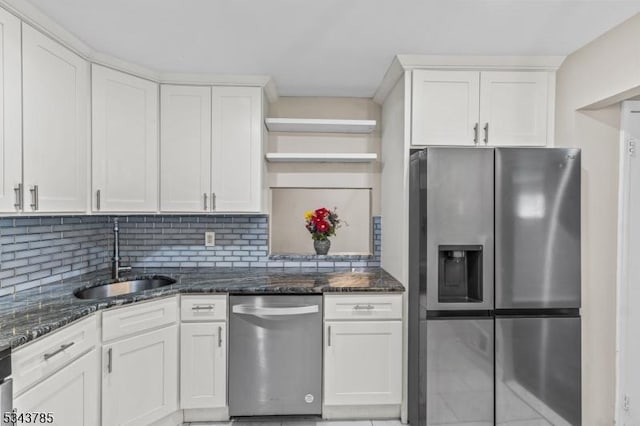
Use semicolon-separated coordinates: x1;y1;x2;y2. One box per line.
438;245;483;303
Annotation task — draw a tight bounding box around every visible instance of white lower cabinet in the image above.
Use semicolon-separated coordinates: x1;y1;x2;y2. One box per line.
324;320;402;406
102;324;178;426
180;322;227;409
14;349;99;426
323;293;403;412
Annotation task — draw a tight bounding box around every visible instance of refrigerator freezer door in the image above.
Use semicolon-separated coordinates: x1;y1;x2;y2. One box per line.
427;317;494;426
495;148;581;309
495;316;581;426
426;148;494;310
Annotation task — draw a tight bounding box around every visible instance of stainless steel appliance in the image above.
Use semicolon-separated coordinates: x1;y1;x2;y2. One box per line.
408;147;581;426
0;346;12;426
228;295;322;416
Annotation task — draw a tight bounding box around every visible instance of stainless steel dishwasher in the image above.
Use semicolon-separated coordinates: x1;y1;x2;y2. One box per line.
229;295;322;416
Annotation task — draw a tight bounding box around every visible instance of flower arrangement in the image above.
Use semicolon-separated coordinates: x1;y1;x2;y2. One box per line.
304;207;341;241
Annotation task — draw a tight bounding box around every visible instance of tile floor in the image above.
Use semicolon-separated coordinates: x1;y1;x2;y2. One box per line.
185;420;404;426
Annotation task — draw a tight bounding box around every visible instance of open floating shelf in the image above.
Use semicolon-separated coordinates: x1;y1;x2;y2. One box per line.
265;118;376;134
265;153;378;163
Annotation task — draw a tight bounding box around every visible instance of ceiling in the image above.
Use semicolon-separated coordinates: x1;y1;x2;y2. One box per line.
24;0;640;97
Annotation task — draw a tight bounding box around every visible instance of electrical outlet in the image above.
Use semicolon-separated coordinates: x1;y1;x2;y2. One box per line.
205;231;215;247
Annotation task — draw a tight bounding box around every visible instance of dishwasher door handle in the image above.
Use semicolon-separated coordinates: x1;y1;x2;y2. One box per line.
232;304;319;316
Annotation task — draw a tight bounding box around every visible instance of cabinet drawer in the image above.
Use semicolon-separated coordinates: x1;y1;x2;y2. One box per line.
324;294;402;320
181;295;227;322
103;296;177;342
12;315;98;396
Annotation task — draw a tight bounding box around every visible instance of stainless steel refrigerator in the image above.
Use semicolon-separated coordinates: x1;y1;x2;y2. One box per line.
408;147;581;426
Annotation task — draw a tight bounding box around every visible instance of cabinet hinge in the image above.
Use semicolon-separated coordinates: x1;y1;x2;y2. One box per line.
628;138;637;158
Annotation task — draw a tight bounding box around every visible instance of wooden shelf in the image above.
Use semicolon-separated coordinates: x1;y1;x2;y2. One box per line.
264;118;376;133
265;153;378;163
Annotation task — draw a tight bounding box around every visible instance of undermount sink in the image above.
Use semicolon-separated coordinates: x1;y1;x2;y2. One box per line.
74;277;176;299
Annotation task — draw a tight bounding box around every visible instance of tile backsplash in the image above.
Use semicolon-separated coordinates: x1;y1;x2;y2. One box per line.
0;215;381;296
0;216;111;296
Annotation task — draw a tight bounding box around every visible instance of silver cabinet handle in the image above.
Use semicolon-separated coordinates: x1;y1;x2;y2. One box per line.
353;304;375;310
211;193;216;211
191;304;214;311
218;326;222;347
473;123;479;144
328;325;331;347
483;122;489;144
107;348;113;373
203;193;208;211
14;183;23;210
30;185;38;211
96;190;101;211
43;342;74;361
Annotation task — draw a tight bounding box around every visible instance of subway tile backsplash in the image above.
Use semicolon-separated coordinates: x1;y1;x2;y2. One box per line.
0;216;111;297
0;214;381;296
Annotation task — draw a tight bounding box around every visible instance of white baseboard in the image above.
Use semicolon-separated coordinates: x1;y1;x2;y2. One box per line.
183;407;230;422
322;405;401;419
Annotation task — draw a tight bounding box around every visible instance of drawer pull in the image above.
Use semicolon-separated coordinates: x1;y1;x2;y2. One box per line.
43;342;74;361
192;305;215;311
353;304;375;310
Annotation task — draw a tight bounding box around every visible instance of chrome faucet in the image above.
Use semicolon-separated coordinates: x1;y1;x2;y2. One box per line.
112;218;132;279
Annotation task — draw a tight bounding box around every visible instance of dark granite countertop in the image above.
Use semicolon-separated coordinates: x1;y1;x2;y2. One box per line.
0;267;404;350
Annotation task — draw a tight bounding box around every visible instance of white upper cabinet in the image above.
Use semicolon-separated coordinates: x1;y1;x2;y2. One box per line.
479;71;549;147
0;9;21;213
22;24;89;212
92;64;159;212
211;86;262;212
160;85;212;212
411;69;551;147
160;85;262;213
412;70;480;146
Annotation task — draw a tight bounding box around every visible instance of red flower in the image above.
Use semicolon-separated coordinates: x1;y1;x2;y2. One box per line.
315;207;329;218
317;220;329;233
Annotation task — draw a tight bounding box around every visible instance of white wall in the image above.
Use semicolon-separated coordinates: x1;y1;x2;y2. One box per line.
380;74;411;423
555;12;640;425
271;188;372;254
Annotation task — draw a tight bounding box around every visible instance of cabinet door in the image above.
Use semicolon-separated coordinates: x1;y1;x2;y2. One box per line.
22;24;89;212
92;64;159;212
0;9;21;213
103;325;178;426
211;86;262;212
160;85;211;212
14;350;99;426
180;322;226;409
479;71;549;147
411;70;480;146
324;320;402;405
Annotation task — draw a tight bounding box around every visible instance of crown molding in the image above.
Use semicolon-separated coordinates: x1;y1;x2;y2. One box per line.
0;0;278;101
396;54;566;71
0;0;91;57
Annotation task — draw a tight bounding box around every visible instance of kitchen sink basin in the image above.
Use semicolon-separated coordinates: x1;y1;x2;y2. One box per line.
74;277;176;299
